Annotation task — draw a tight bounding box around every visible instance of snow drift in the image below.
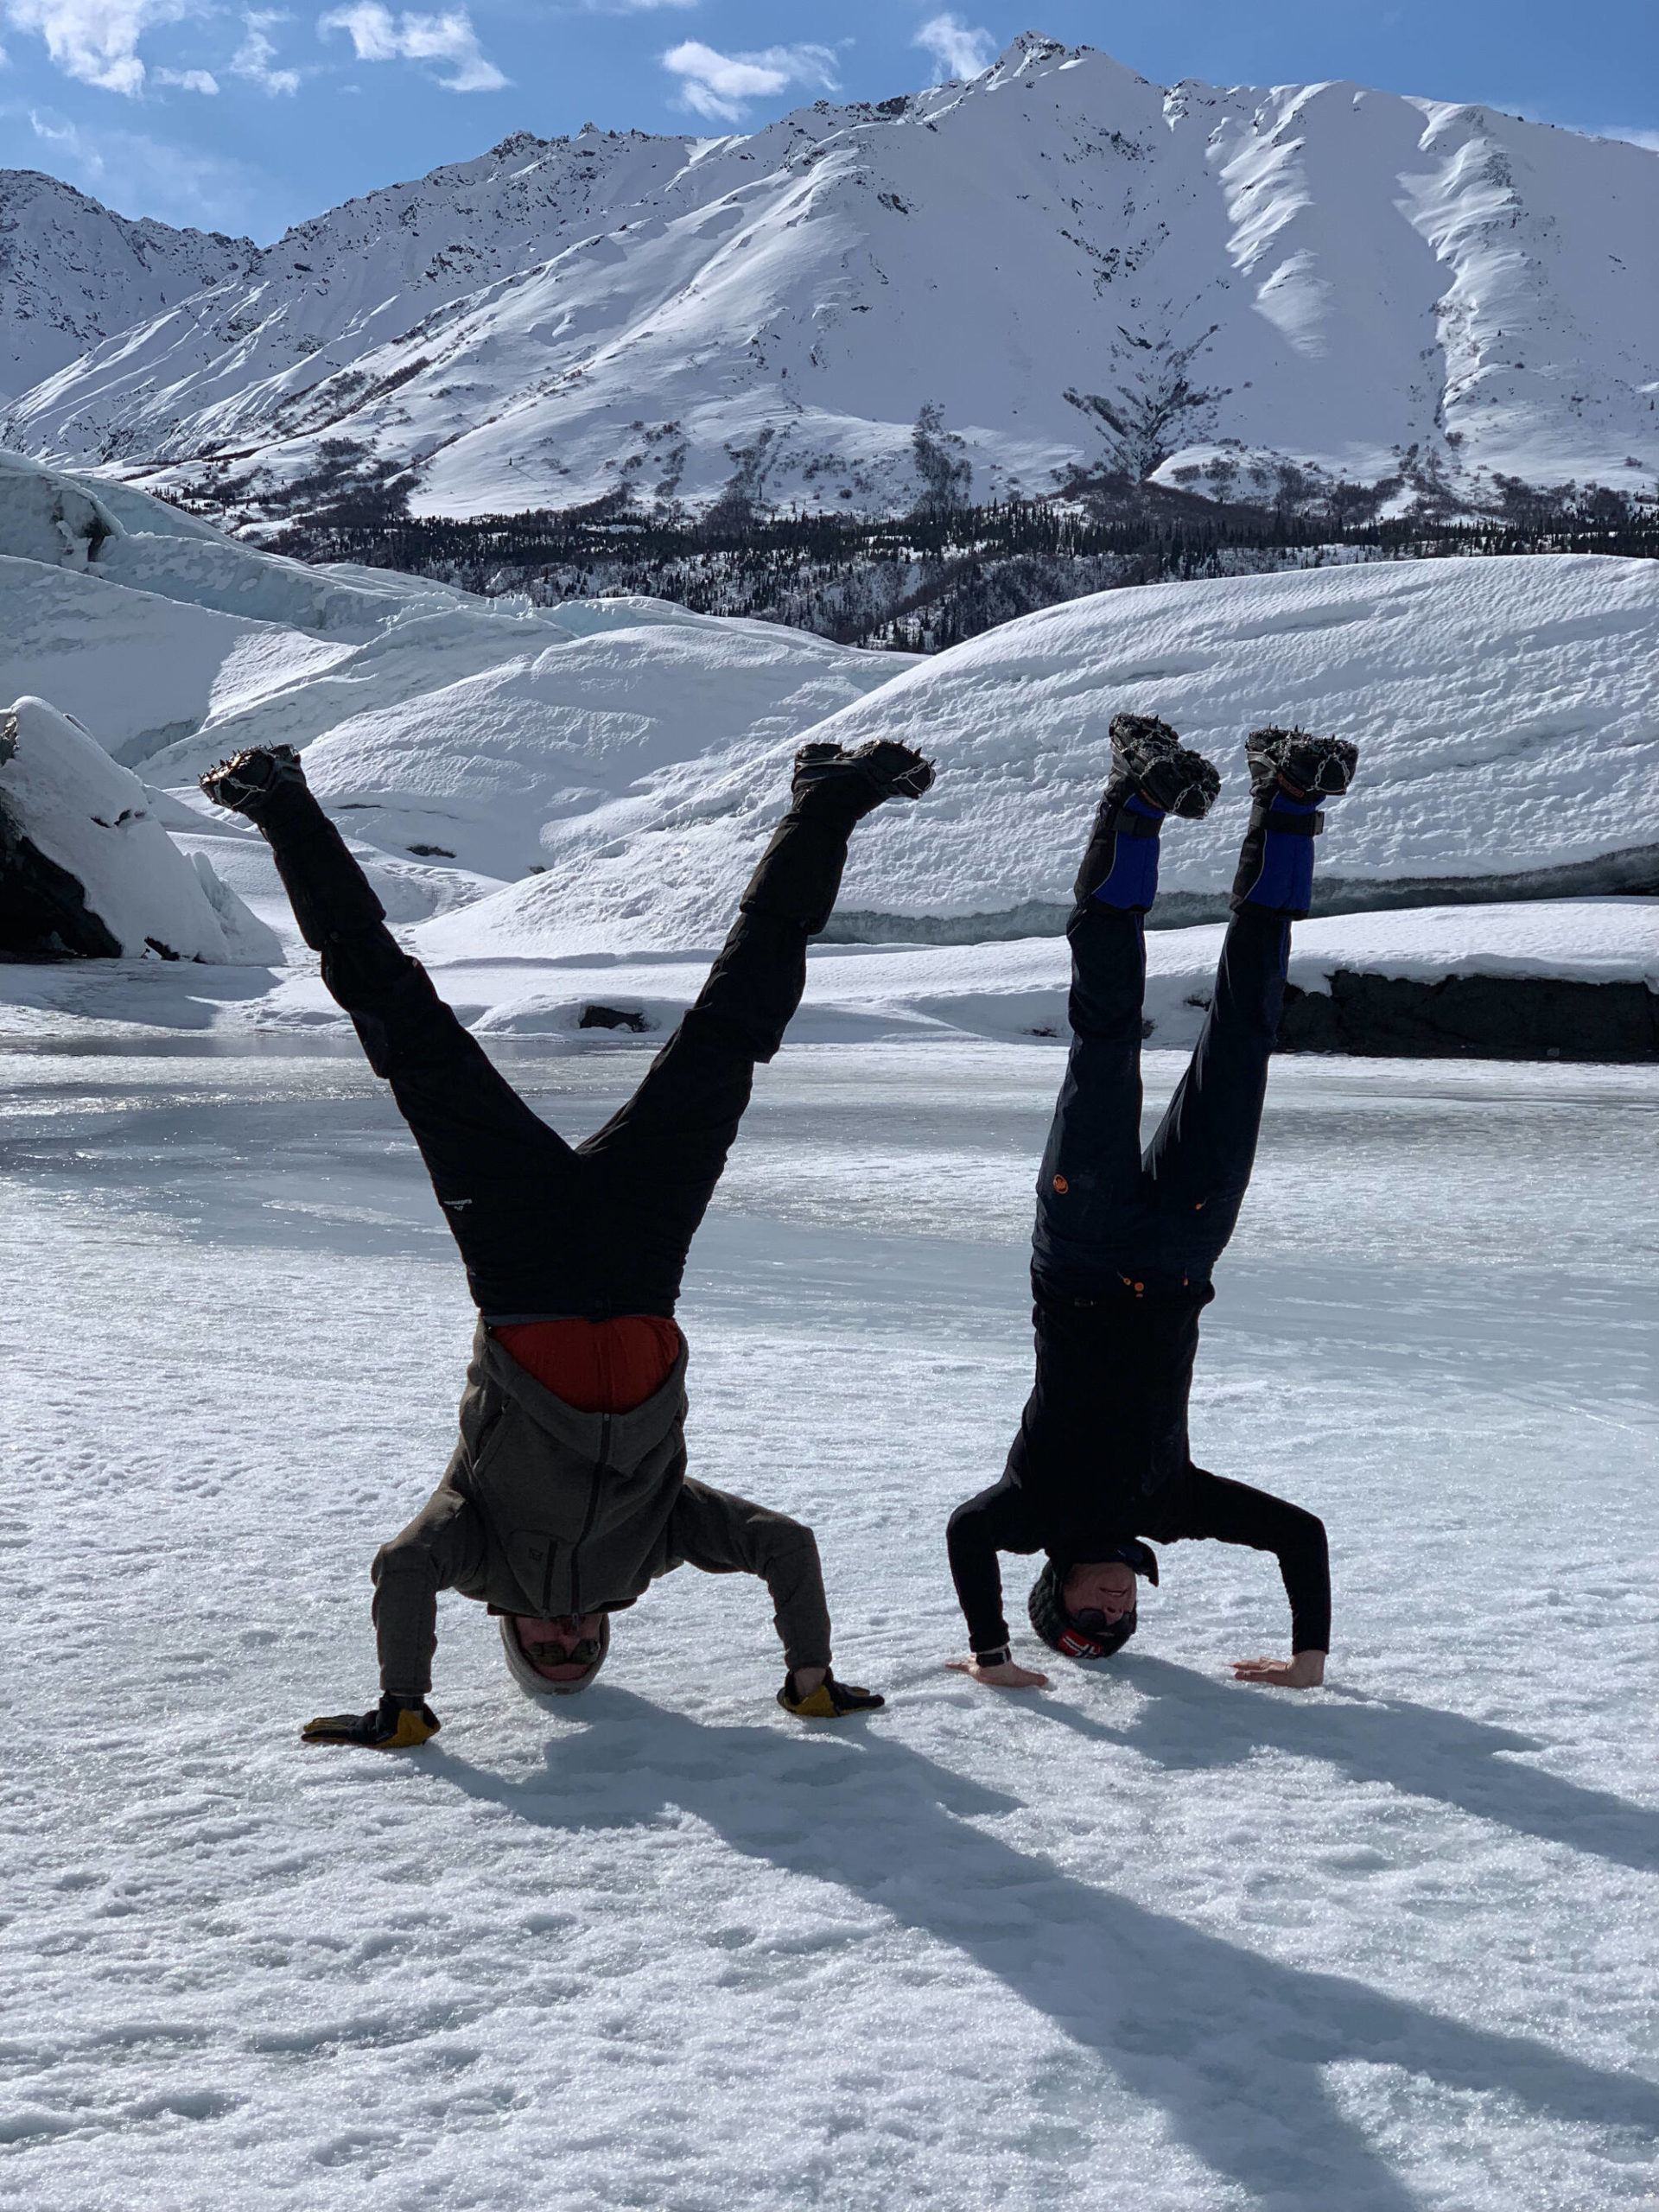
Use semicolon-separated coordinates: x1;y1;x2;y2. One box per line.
413;554;1659;959
4;36;1657;519
2;452;914;843
2;448;1653;1056
0;697;280;963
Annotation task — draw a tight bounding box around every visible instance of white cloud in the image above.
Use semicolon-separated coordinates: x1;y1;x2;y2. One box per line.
26;104;257;226
232;10;299;92
154;60;214;88
317;3;505;92
912;12;995;84
586;0;696;10
3;0;194;96
660;37;837;124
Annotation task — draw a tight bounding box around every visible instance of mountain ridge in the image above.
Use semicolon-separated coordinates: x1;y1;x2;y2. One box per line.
3;34;1656;524
0;168;256;404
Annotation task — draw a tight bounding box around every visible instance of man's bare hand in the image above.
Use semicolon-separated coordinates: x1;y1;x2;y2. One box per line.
947;1656;1050;1689
1231;1650;1325;1689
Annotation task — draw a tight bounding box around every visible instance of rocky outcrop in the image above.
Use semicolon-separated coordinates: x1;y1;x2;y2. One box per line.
1279;972;1658;1062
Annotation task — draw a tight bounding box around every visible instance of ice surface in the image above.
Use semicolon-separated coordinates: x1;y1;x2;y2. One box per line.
0;697;280;964
2;1039;1655;2209
5;40;1658;513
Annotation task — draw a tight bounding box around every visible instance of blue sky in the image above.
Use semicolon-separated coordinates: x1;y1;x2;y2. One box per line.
3;0;1655;241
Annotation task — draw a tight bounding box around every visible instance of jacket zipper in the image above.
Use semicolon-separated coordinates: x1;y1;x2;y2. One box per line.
556;1414;613;1618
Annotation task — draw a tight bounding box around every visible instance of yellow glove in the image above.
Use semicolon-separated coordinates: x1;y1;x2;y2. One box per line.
302;1694;441;1748
778;1669;885;1718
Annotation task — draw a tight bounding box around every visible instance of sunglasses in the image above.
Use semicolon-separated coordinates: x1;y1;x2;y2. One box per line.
1070;1607;1135;1637
522;1637;603;1669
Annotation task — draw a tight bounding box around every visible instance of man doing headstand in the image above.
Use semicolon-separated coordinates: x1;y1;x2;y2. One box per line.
201;734;933;1745
946;716;1357;1691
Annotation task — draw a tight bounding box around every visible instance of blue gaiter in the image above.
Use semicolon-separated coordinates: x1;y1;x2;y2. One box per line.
1243;794;1321;912
1091;794;1165;911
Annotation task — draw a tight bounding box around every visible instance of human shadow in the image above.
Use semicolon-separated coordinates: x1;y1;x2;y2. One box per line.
425;1693;1658;2210
1035;1656;1659;1876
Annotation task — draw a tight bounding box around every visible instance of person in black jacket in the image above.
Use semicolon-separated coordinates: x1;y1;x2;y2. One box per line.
946;714;1357;1693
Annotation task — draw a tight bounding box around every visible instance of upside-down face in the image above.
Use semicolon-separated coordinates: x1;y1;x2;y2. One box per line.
1062;1560;1138;1630
511;1610;614;1689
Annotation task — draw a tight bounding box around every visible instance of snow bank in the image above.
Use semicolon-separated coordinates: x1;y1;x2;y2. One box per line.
3;446;1654;1011
403;901;1659;1058
284;611;918;882
0;697;280;963
418;556;1659;958
0;454;914;858
3;882;1650;1058
0;554;354;763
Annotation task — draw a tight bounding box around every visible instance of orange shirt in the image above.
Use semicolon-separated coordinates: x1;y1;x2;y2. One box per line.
494;1316;681;1414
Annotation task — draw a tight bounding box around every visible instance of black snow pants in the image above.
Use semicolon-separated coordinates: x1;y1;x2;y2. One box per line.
1029;900;1291;1298
259;785;849;1319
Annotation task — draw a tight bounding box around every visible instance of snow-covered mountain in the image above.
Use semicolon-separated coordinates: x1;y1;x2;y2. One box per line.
4;34;1657;520
0;170;255;407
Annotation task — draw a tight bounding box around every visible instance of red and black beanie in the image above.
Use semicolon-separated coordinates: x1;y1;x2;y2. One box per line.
1027;1542;1158;1660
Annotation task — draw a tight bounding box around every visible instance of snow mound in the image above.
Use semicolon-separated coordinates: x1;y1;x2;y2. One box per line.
416;555;1659;959
0;697;280;963
4;448;1651;985
288;613;917;882
0;452;912;871
0;552;355;765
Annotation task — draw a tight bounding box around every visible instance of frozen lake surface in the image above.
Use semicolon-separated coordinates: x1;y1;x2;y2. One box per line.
3;1041;1656;2211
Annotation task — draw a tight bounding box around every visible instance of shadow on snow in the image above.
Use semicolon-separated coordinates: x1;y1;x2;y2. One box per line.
425;1682;1659;2212
1041;1655;1659;1878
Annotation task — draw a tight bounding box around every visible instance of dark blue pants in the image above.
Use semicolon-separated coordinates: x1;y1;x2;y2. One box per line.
1030;902;1290;1296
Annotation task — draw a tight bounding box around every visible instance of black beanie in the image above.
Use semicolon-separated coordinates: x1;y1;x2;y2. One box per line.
1028;1543;1157;1660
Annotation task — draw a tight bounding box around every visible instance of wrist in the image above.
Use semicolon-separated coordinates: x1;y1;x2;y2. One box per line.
973;1645;1012;1669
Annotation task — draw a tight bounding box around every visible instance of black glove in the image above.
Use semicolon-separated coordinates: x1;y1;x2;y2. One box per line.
302;1692;441;1748
778;1669;886;1718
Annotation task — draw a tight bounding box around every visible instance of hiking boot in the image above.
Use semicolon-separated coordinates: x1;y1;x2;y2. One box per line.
200;742;386;944
740;740;935;935
1244;726;1359;802
1073;715;1219;910
1108;713;1220;820
199;743;307;820
1230;731;1360;918
791;738;935;818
